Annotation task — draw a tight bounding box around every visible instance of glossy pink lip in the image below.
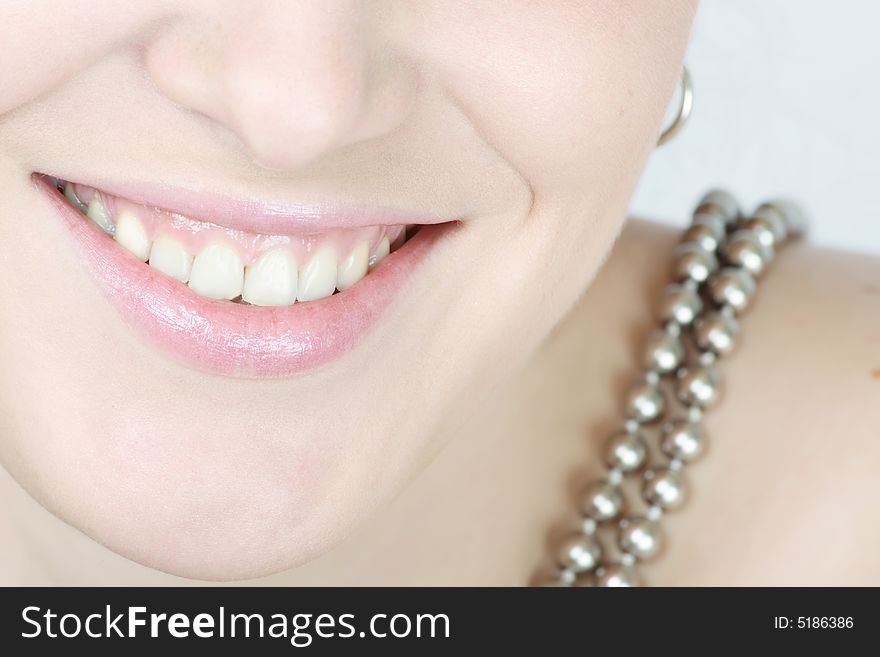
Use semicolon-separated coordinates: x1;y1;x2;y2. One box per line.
59;177;445;234
36;176;455;377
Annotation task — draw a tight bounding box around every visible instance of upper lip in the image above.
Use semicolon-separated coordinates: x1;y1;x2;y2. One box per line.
42;174;447;235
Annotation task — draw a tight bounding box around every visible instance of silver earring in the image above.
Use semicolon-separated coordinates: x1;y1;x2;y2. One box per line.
657;66;693;146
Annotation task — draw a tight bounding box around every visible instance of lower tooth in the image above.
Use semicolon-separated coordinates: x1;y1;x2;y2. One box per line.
114;210;152;261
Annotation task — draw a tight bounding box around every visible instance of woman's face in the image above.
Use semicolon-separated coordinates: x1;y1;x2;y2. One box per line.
0;1;696;579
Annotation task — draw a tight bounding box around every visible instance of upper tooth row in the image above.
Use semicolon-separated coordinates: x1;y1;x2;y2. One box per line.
75;186;389;306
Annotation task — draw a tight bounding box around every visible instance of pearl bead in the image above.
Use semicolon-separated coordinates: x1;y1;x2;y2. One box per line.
742;216;779;249
694;310;740;356
696;189;740;225
708;267;756;314
580;480;623;522
755;200;807;238
658;283;703;325
626;380;666;423
618;517;662;560
660;418;705;462
643;329;684;374
642;468;687;511
750;204;788;243
596;564;640;587
556;533;602;573
682;220;722;253
692;210;727;238
676;364;721;408
724;229;774;276
605;429;647;473
673;242;719;283
645;504;664;521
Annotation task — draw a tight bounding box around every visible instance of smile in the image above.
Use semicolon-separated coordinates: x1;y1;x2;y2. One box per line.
36;174;454;377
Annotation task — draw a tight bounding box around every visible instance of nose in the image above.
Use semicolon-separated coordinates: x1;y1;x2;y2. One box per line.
145;1;417;170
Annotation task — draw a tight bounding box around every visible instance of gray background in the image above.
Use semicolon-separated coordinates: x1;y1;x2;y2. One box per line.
631;0;879;254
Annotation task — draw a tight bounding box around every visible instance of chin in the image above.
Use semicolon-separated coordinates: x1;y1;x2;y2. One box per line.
9;416;401;582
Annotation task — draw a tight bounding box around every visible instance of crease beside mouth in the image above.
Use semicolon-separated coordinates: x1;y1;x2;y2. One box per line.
45;175;418;307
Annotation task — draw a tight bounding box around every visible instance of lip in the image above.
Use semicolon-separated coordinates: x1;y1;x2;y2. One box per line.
53;176;446;235
35;175;455;378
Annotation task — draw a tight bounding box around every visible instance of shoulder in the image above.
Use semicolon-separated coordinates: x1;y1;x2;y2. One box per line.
594;218;880;584
606;217;880;420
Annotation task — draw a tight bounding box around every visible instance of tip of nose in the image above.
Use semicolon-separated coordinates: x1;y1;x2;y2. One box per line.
145;8;419;173
231;74;409;171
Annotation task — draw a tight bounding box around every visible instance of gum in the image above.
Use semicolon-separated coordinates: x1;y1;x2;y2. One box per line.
72;183;405;266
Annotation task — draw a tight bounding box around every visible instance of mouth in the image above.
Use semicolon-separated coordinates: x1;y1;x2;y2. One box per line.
35;174;455;377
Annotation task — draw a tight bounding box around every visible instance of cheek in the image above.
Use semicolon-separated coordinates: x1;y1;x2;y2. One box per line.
0;2;157;115
414;1;696;309
406;1;697;202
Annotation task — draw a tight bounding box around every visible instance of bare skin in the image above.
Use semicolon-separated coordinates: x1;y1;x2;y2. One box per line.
0;2;697;580
3;217;877;585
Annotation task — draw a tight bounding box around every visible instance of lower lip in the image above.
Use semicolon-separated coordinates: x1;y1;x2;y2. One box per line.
38;178;453;378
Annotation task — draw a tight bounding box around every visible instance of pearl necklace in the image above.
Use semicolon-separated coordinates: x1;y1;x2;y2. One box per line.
534;190;805;587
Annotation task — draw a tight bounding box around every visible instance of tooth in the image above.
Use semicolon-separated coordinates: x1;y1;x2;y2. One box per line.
86;192;115;235
148;234;193;283
242;248;298;306
114;209;151;261
297;246;338;302
368;235;390;271
336;241;369;291
188;243;244;300
64;183;87;213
